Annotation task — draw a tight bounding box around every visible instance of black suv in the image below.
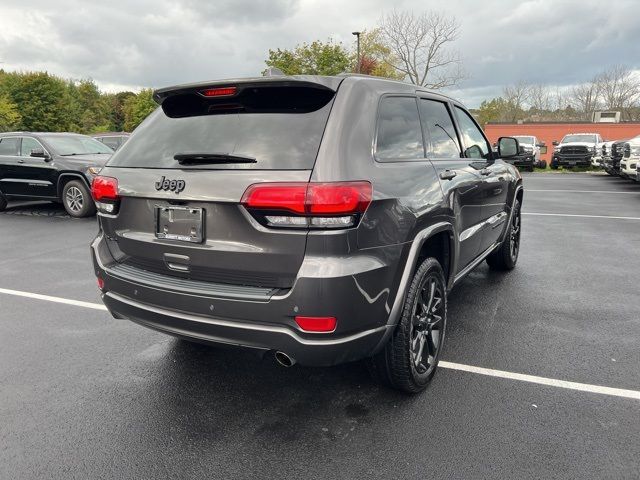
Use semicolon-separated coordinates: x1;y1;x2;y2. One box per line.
91;75;523;392
0;132;113;217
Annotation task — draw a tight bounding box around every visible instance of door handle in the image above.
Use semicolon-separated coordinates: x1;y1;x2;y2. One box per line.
439;170;457;180
17;159;25;164
479;168;491;176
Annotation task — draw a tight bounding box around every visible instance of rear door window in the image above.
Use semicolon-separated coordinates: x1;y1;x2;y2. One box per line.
0;137;20;156
108;86;336;170
418;99;461;159
375;96;424;161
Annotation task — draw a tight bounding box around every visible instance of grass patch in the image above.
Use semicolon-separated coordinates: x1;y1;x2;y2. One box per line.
524;165;603;174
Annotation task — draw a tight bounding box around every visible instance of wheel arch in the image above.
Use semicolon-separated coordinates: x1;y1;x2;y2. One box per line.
57;172;91;199
371;221;455;355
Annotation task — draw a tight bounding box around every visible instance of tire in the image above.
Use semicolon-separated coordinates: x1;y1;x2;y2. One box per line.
527;165;534;172
487;198;521;271
62;179;96;218
538;160;547;169
0;193;7;212
550;162;558;170
367;257;447;393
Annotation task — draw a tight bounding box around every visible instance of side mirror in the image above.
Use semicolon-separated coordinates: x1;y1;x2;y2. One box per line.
30;148;50;160
552;140;559;146
536;143;545;148
497;137;519;158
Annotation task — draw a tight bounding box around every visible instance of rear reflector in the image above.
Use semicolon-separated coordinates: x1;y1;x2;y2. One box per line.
241;182;372;215
295;316;337;333
91;176;119;201
200;86;237;97
97;277;105;290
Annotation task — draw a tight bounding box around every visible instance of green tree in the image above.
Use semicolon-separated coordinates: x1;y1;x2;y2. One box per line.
265;39;351;75
0;93;22;131
67;79;113;133
123;89;157;131
103;91;135;131
476;98;509;127
353;29;404;80
0;71;73;131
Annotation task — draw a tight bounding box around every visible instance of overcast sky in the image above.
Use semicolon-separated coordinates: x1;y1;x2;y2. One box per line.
1;0;639;107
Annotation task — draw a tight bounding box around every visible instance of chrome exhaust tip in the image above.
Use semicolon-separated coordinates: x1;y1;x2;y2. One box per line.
274;351;296;367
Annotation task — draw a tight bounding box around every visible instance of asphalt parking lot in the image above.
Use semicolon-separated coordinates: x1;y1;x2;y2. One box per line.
1;173;639;479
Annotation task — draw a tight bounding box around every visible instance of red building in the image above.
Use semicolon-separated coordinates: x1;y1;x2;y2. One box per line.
484;122;640;162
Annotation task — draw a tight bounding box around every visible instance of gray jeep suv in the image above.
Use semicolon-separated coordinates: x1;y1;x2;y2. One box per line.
91;75;523;392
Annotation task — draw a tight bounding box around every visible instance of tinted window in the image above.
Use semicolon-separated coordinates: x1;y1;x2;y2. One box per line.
454;106;490;159
419;100;460;159
375;97;424;161
0;137;19;156
20;137;43;156
109;88;335;170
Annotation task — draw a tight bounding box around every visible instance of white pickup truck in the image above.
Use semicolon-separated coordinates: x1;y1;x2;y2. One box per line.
551;133;603;169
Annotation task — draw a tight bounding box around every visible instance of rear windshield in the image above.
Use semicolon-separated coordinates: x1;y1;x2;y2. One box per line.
107;87;335;170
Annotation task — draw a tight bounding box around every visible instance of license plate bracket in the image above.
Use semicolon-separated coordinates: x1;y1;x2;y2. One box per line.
155;206;204;243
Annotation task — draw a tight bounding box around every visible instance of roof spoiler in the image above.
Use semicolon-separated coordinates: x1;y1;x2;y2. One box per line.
153;77;339;105
154;79;338;118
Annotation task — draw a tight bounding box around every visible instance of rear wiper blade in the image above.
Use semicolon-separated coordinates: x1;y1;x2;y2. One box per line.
174;153;257;165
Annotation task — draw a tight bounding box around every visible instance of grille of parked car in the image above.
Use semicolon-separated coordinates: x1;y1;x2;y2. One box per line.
560;146;589;155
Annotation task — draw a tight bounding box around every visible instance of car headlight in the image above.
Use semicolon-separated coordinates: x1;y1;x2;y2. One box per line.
553;146;560;152
87;166;102;176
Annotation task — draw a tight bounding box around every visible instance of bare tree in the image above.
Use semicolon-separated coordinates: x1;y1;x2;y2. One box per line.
528;83;553;112
594;65;640;120
570;81;600;121
502;81;530;121
379;10;465;88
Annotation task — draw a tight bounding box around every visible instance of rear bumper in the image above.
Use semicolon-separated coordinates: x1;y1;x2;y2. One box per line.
91;234;403;366
101;290;388;366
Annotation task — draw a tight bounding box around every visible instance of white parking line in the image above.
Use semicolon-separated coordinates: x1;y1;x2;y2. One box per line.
527;189;640;195
0;287;107;311
1;287;639;401
439;361;640;401
523;212;640;221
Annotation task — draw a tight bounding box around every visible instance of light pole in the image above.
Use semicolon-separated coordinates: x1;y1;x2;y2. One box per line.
352;31;361;73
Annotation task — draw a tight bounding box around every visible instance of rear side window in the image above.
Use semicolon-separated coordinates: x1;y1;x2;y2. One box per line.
108;86;336;170
375;96;424;161
419;100;460;159
0;137;19;156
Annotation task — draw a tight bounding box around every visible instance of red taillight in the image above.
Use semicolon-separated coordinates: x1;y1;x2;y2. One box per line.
241;182;372;215
200;86;237;97
295;316;337;333
97;277;105;290
241;184;307;214
91;176;119;201
307;183;371;214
